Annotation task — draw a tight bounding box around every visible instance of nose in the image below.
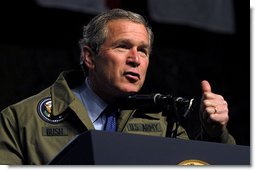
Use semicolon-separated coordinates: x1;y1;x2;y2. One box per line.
126;48;140;67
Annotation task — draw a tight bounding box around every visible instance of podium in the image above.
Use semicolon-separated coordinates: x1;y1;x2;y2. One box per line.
48;130;250;165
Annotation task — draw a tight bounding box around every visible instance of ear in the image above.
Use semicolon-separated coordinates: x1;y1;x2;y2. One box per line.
81;46;95;69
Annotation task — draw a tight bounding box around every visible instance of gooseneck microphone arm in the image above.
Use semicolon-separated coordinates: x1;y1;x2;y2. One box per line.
115;93;195;118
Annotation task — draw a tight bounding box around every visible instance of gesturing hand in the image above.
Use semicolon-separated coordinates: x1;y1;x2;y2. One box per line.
200;80;229;137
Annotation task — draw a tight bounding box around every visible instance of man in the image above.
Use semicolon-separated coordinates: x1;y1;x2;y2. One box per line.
0;8;235;165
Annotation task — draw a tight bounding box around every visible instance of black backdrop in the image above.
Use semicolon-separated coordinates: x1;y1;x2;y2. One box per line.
0;0;250;146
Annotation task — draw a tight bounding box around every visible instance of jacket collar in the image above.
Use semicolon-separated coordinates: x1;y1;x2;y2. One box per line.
50;70;85;116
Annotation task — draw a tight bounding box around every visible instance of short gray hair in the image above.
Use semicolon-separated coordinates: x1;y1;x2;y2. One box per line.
79;8;154;66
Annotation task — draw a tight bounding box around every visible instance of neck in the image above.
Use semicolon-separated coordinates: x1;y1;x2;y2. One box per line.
87;77;116;104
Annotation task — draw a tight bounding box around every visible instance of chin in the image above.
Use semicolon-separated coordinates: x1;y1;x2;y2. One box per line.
119;87;140;93
116;82;142;94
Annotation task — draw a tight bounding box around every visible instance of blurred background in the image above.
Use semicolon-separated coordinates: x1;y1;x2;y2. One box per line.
0;0;250;146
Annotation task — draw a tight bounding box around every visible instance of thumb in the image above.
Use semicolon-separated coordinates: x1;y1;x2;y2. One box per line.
201;80;211;93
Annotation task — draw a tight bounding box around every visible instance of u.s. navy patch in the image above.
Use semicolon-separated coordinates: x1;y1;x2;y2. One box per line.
37;97;68;124
127;123;162;132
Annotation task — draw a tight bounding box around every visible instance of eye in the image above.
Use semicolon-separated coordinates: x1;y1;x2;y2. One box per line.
138;48;149;57
116;43;131;49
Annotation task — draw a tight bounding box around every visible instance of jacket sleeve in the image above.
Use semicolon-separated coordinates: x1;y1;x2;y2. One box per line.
0;107;24;165
199;125;236;144
175;113;236;144
181;106;236;144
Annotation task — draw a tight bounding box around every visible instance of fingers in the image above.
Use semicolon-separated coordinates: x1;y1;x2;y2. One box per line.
202;95;228;123
205;105;228;115
206;110;229;125
203;96;227;107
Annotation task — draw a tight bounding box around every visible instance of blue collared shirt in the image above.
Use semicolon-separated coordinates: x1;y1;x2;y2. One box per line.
72;78;107;130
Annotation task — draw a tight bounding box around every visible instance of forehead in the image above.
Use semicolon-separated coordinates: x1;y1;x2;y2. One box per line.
105;19;149;42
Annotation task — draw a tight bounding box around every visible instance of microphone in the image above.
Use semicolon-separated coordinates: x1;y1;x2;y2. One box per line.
115;93;195;117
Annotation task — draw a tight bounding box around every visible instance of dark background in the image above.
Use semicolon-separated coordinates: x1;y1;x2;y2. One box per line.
0;1;250;146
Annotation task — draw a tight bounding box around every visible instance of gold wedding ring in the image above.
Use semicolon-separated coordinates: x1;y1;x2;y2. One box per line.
213;106;217;114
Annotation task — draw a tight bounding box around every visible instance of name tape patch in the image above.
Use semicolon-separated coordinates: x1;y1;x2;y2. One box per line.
42;127;68;136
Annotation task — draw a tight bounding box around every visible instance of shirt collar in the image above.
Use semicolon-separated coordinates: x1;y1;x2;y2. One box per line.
73;78;107;123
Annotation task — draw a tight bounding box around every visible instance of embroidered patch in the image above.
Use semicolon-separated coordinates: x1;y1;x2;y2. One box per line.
42;127;68;136
37;97;68;124
127;123;162;132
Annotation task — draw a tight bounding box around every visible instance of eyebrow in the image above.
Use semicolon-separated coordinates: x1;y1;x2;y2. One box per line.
113;39;150;48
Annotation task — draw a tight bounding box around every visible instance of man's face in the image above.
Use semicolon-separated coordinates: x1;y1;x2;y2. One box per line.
88;19;150;101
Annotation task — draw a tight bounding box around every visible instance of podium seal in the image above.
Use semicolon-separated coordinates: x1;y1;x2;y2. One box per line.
178;159;209;165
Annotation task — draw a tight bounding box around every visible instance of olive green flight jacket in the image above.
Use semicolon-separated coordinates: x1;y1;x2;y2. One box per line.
0;70;235;165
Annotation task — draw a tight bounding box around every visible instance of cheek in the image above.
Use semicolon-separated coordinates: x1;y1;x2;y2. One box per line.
97;55;117;72
141;60;149;76
104;60;123;80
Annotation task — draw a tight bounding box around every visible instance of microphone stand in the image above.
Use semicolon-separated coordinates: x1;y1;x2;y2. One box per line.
155;96;194;138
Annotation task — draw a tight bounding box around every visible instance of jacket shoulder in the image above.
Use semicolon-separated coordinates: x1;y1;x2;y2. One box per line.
1;87;51;117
